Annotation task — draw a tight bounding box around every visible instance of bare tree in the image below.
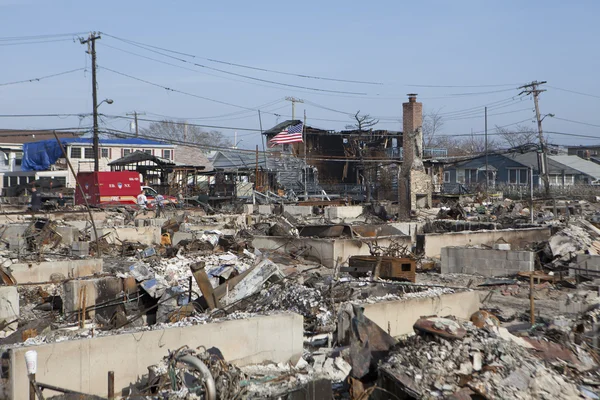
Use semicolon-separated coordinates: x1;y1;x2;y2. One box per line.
458;134;499;156
345;111;379;131
495;124;539;149
422;109;445;147
141;120;231;150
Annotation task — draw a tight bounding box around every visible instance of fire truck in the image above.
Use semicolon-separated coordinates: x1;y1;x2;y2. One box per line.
74;171;177;208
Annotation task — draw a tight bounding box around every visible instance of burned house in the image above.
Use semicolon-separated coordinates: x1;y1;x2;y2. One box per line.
262;121;402;201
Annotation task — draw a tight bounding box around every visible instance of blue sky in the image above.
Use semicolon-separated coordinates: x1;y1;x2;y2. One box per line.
1;0;599;149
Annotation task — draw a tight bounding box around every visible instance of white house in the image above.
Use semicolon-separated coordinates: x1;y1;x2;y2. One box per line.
4;137;175;194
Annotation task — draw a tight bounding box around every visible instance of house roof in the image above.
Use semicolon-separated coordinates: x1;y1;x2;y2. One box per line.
108;150;175;167
173;145;214;171
506;152;581;175
0;129;82;144
549;155;600;180
62;137;173;147
211;150;266;171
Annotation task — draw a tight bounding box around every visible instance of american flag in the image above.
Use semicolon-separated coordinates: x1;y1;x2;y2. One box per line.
269;122;304;146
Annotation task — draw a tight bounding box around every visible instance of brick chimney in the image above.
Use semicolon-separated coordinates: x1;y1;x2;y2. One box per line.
402;93;423;168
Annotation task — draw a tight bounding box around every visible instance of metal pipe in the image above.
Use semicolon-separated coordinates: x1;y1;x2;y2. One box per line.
177;355;216;400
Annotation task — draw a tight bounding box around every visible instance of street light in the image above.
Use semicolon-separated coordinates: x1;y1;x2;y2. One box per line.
540;113;555;122
92;98;113;171
233;139;244;149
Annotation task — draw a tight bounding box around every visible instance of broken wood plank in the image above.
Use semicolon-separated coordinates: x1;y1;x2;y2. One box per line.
190;261;219;309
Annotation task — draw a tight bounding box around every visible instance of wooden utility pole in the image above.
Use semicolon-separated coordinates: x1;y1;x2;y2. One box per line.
519;81;549;196
303;110;308;200
126;111;145;137
285;96;304;120
79;33;101;171
485;106;488;200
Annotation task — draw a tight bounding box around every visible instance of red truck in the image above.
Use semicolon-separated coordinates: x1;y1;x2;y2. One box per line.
74;171;177;208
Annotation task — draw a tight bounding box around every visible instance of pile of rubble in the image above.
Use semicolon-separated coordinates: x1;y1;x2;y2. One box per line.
382;317;593;399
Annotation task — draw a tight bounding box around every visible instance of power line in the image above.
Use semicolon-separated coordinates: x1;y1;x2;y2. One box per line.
101;33;383;86
444;107;532;121
0;32;87;41
553;117;600;128
101;35;369;95
0;39;75;47
547;85;600;100
0;68;86;87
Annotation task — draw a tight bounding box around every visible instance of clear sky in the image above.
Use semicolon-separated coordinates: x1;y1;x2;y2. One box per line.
1;0;599;149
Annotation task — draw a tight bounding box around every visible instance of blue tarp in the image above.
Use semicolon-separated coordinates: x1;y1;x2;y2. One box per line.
22;138;168;171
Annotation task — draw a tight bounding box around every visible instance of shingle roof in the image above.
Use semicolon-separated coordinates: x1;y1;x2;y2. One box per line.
549;155;600;180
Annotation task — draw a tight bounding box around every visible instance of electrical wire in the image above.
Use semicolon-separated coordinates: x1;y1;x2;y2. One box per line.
444;107;533;121
553;117;600;128
101;33;383;86
547;85;600;100
0;32;87;41
100;35;369;96
0;38;75;47
0;68;86;87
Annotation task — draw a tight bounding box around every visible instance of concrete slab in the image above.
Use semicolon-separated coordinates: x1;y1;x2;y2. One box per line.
3;313;303;399
93;226;161;246
9;259;103;284
325;206;363;220
441;247;534;277
362;291;480;337
423;227;551;259
283;205;313;217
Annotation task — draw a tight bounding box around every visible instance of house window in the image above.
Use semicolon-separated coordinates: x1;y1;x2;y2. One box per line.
144;149;152;155
123;149;132;156
549;174;575;186
464;169;478;184
444;171;451;183
84;147;94;159
70;147;82;159
101;148;109;158
508;168;528;184
162;149;172;160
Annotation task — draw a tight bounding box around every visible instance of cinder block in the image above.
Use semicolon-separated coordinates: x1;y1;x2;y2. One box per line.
518;261;534;272
172;231;194;246
71;241;89;257
493;243;511;251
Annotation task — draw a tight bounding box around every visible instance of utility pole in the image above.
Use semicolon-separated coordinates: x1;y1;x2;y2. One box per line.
79;32;101;172
485;106;488;201
285;96;304;120
303;110;308;200
126;111;145;137
519;81;549;196
183;123;188;142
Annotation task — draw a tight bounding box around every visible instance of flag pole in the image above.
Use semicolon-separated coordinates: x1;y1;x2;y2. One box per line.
303;110;308;200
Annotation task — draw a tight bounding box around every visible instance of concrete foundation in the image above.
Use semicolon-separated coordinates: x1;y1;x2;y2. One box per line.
257;205;273;215
63;277;123;319
422;227;551;259
8;259;103;283
325;206;363;220
93;226;161;246
283;205;313;217
362;291;480;337
391;222;424;242
441;247;534;277
2;313;303;399
252;235;411;268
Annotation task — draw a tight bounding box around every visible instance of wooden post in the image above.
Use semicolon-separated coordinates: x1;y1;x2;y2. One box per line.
29;374;35;400
190;261;218;309
530;273;535;325
108;371;115;400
